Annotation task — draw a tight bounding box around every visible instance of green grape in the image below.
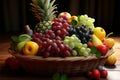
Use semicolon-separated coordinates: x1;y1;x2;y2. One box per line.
86;20;94;29
64;35;81;49
78;14;95;29
76;43;82;49
78;49;83;56
72;35;81;42
69;38;74;42
86;48;91;53
80;47;86;53
72;50;78;56
69;42;75;49
64;36;70;40
63;39;69;44
64;35;91;57
82;44;87;48
83;51;89;57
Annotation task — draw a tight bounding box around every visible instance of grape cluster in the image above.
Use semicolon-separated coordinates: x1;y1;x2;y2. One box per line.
32;32;72;57
69;25;94;44
78;14;95;29
52;17;70;39
63;35;91;57
32;17;72;57
32;17;93;58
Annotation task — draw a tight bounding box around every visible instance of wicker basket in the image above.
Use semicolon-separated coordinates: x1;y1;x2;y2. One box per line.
9;49;113;76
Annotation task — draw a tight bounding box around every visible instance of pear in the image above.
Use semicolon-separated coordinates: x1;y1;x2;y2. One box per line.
92;34;103;46
17;41;27;52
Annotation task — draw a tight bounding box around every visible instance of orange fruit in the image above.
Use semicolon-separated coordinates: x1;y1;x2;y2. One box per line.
103;38;115;48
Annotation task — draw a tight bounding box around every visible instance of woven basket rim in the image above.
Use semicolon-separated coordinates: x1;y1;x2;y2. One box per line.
9;48;114;61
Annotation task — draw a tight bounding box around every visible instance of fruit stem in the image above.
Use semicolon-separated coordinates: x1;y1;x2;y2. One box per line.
25;25;33;36
106;32;113;38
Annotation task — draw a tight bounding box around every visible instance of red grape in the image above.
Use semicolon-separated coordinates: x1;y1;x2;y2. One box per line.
56;30;61;36
43;52;50;58
61;50;71;57
55;36;62;40
32;17;72;57
62;23;69;30
55;40;62;46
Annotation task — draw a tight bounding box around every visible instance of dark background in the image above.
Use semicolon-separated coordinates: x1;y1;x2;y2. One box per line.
0;0;120;36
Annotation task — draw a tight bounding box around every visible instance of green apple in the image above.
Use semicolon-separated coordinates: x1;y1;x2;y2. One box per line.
93;27;106;40
17;41;27;52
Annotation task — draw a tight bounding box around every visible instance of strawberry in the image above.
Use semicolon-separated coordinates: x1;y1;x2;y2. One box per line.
87;71;93;78
5;56;13;66
5;56;21;71
100;70;108;78
92;69;100;80
96;44;108;56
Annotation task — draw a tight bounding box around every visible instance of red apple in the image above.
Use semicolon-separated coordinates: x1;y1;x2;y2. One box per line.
58;12;71;20
96;44;108;56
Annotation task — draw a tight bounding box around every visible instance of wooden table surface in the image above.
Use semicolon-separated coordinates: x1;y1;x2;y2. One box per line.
0;35;120;80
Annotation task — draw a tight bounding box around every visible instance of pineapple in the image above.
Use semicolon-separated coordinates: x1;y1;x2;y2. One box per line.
30;0;57;33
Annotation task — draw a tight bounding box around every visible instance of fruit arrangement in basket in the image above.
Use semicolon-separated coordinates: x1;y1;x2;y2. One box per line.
10;0;114;58
8;0;115;79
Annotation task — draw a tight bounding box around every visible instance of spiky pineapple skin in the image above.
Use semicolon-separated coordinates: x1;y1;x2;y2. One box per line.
34;20;53;33
31;0;57;21
31;0;57;33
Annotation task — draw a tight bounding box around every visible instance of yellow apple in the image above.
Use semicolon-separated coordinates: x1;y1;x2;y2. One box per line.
93;27;106;40
105;53;117;66
23;41;39;55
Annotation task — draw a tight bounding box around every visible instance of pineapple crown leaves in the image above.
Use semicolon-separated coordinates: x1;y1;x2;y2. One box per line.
30;0;57;21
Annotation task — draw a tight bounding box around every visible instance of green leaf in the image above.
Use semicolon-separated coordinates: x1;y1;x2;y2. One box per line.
77;15;81;22
52;73;60;80
91;46;97;54
71;20;77;26
11;36;19;42
95;51;101;58
60;74;68;80
90;46;101;58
